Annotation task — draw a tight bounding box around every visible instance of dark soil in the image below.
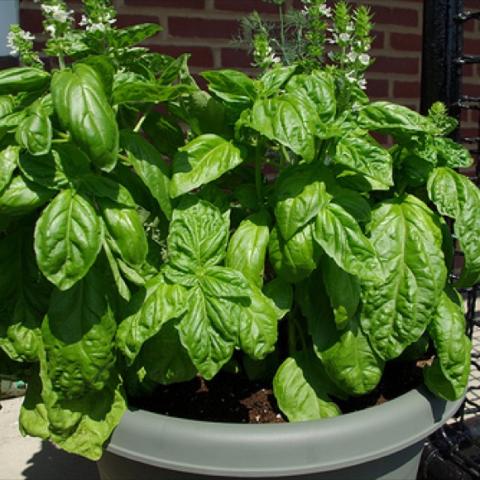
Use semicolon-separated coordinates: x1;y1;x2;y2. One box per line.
130;360;424;424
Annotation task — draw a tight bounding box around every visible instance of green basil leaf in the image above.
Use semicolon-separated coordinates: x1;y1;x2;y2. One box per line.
274;164;332;240
297;272;384;395
331;189;371;224
259;65;297;96
116;277;187;363
286;70;336;123
98;197;147;267
16;108;52;156
361;195;447;360
273;353;341;422
170;134;244;199
427;167;480;287
269;223;321;284
226;210;270;287
313;202;383;283
0;175;52;216
34;189;103;290
202;69;256;108
142;112;185;158
141;320;196;385
321;255;360;330
0;67;50;95
0;230;50;363
52;63;119;172
113;23;162;48
424;291;471;401
79;174;135;207
199;266;250;299
0;95;15;118
167;197;229;273
78;55;115;99
358;101;438;137
238;283;282;360
103;240;131;302
53;143;92;180
335;132;393;190
18;150;67;190
0;146;19;193
41;266;117;398
263;277;292;317
250;94;319;162
435;137;473;169
121;131;172;219
178;285;239;379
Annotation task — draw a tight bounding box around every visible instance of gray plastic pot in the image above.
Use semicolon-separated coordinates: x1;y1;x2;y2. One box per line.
97;386;462;480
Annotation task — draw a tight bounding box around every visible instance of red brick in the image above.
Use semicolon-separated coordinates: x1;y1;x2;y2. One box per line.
125;0;204;8
221;48;252;68
463;83;480;97
116;14;160;28
370;5;419;28
168;17;239;39
365;78;389;98
214;0;278;13
149;45;214;68
393;80;419;98
390;32;422;52
370;56;419;75
20;8;44;34
371;30;384;50
463;38;480;56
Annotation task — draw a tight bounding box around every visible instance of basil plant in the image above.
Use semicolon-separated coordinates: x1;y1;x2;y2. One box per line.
0;0;477;461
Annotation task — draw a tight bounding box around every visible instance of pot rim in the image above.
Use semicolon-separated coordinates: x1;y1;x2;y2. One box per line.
104;386;463;478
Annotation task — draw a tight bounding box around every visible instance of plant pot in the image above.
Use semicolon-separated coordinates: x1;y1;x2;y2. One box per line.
97;386;462;480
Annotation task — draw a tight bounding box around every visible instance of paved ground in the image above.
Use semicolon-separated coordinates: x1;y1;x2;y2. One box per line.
0;396;99;480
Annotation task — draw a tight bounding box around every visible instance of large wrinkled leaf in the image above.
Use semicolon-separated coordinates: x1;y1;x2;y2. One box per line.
427;167;480;287
313;202;382;283
167;197;229;273
238;284;282;360
0;146;19;193
226;210;270;287
116;277;187;363
263;277;293;317
359;101;437;137
274;164;332;241
20;363;126;461
424;291;471;401
79;174;135;207
335;132;393;190
41;267;117;399
0;95;15;118
361;195;447;360
269;223;321;284
0;230;50;362
250;94;319;162
34;189;103;290
0;67;50;95
286;70;336;123
202;69;256;108
260;65;297;96
321;256;360;330
435;137;473;169
121;131;172;219
273;353;341;422
51;63;119;171
170;134;244;198
0;175;52;216
16;108;52;156
141;320;197;385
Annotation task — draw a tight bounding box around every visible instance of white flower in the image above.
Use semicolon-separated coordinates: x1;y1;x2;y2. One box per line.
6;32;19;55
318;5;332;17
339;33;350;42
79;15;88;27
41;4;74;24
358;78;367;90
346;22;355;33
358;53;371;66
345;71;357;84
45;24;56;37
346;51;358;63
87;23;107;33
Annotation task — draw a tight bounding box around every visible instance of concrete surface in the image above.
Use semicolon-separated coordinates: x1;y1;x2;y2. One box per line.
0;396;99;480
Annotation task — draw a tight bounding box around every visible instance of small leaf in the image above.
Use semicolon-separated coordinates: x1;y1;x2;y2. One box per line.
0;146;19;193
170;134;244;199
202;69;256;108
16;108;52;156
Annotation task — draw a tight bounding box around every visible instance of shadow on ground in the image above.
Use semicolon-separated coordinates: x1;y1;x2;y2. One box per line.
22;441;100;480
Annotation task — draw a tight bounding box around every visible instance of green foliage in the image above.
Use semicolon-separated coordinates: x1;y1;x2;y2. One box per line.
0;0;475;462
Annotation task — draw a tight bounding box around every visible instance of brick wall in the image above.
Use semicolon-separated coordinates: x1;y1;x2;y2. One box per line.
18;0;480;134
